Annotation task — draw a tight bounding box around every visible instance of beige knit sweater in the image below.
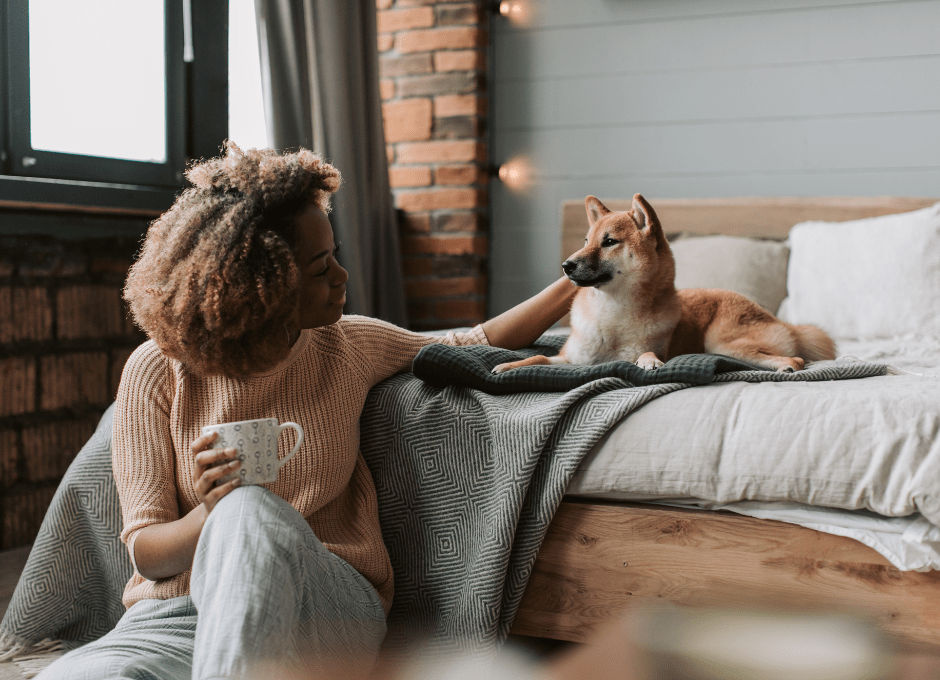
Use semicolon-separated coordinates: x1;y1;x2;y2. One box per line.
112;315;488;614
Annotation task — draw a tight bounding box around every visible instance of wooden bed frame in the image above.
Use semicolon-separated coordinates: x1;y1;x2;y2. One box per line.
509;196;940;652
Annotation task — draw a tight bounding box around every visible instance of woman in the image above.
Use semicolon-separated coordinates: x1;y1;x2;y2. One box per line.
39;143;575;680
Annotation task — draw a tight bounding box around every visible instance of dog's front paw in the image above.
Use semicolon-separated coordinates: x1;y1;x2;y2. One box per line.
491;362;513;374
636;352;664;371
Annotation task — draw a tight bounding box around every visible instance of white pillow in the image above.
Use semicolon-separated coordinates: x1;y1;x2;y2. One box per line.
670;235;790;314
782;203;940;338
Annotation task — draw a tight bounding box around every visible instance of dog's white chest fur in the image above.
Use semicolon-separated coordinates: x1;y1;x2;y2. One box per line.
564;289;674;365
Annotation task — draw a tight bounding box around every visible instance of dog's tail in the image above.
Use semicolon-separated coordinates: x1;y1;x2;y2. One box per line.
793;324;837;362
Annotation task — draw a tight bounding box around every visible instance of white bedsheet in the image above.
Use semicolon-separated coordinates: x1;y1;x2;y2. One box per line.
566;335;940;571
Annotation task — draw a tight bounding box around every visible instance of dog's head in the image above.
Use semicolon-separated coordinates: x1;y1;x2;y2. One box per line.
562;194;673;290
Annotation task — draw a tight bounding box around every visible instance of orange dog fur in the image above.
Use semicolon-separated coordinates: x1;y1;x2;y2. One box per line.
492;194;835;374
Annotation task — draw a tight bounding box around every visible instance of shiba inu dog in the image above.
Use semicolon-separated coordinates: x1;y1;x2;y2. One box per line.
493;194;835;374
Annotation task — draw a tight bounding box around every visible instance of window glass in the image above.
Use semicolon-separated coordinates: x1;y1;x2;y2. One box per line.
228;0;268;150
28;0;167;163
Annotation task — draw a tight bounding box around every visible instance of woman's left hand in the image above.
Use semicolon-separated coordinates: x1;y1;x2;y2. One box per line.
191;432;242;513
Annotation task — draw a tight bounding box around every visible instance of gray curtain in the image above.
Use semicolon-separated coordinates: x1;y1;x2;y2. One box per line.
254;0;407;326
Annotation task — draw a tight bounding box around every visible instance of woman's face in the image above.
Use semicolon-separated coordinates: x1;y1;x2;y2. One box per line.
293;203;348;329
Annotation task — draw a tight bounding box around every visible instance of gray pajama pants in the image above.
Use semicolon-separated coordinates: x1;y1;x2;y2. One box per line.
37;486;387;680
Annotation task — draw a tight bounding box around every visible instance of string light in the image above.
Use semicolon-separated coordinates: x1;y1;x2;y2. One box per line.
495;1;532;25
494;157;533;192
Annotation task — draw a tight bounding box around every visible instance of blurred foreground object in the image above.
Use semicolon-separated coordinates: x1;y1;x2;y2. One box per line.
548;607;894;680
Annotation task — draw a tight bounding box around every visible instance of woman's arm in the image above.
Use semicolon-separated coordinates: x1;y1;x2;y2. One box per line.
340;276;577;385
114;344;242;582
133;506;207;580
481;275;577;350
133;433;242;580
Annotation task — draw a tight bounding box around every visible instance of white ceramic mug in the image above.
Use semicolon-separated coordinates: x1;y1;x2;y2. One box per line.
201;417;304;485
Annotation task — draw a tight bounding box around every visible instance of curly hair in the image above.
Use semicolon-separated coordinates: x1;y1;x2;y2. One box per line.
125;141;342;378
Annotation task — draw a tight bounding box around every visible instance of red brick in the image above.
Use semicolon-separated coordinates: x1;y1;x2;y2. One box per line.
435;164;485;186
380;53;433;78
123;302;142;336
406;300;434;323
90;257;133;277
434;49;485;72
396;140;486;164
395;187;486;212
377;33;394;52
406;275;486;298
436;4;483;25
375;0;393;9
402;257;434;277
377;6;435;33
18;251;85;277
434;93;487;117
433;116;481;139
435;299;486;320
57;285;125;340
434;254;486;278
3;486;57;549
0;286;53;343
110;347;136;398
398;72;480;98
380;79;396;101
399;212;432;234
0;429;18;487
40;352;110;411
400;235;488;256
386;144;396;165
433;211;486;232
396;27;485;54
389;166;433;188
383;98;433;143
22;417;98;482
0;259;13;277
0;358;35;417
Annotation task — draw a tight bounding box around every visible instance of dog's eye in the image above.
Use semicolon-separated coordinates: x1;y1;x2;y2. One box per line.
601;237;619;247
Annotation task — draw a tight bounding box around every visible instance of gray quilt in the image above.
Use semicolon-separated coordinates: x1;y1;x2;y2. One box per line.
0;338;888;662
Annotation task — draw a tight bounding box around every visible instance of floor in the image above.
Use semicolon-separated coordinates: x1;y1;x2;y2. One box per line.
4;545;940;679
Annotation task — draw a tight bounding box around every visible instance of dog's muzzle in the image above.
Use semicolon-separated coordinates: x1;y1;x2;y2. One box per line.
563;260;613;287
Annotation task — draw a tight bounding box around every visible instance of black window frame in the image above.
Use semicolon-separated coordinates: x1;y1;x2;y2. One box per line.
0;0;228;217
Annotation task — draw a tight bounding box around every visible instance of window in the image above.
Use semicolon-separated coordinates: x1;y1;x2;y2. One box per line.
228;0;268;151
0;0;229;214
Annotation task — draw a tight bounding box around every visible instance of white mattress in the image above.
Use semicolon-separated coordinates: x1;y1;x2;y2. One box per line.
566;334;940;571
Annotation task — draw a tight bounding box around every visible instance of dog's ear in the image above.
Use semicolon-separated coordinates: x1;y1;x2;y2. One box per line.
632;194;660;234
585;196;610;227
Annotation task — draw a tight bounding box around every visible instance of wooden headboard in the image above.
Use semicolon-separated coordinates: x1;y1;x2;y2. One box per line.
560;196;938;265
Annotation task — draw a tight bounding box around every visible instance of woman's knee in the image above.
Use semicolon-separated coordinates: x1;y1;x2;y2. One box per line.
204;486;299;532
197;486;313;561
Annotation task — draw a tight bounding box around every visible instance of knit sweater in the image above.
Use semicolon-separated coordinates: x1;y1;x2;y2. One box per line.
112;315;488;614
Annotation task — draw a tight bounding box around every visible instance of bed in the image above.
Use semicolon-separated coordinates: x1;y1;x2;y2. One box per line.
508;196;940;652
2;197;939;672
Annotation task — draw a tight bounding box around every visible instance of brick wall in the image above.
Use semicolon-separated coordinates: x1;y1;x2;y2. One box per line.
0;220;146;549
377;0;489;331
0;4;493;548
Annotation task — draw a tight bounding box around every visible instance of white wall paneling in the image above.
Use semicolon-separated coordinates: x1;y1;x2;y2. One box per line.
488;0;940;314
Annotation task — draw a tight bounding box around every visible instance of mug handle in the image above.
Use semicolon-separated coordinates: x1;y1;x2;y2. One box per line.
276;422;304;469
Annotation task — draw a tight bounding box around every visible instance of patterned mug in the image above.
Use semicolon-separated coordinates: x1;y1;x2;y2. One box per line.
201;417;304;485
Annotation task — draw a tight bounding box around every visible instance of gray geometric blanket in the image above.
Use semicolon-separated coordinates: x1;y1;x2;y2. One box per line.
0;339;889;664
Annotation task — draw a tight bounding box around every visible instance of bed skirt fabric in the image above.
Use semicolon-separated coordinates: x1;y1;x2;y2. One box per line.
0;346;889;663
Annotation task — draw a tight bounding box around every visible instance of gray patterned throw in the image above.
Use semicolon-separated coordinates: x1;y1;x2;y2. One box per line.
0;342;889;670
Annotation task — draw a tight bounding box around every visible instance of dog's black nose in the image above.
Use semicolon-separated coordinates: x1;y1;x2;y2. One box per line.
562;260;576;276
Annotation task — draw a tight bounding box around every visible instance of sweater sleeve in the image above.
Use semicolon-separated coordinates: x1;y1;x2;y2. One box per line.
339;315;489;386
112;342;179;562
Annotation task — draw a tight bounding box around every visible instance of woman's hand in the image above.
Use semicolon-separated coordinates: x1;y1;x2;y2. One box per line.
191;432;242;513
